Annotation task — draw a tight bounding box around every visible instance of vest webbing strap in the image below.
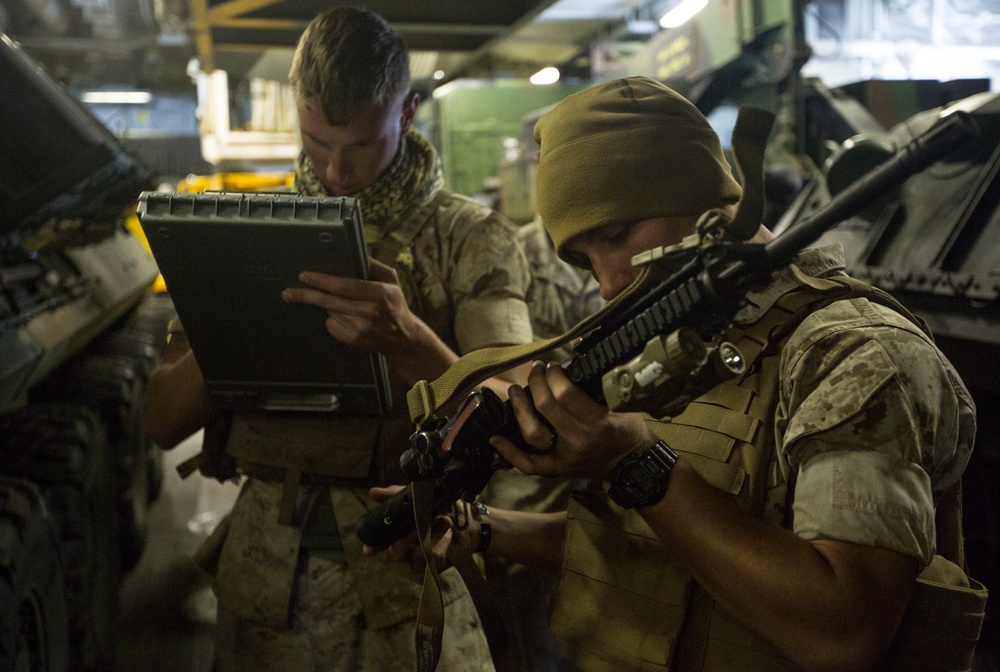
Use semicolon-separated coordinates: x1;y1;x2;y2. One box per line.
787;265;934;339
725;106;775;242
405;265;655;426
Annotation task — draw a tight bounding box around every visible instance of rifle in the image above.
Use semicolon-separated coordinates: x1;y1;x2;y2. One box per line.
356;108;978;550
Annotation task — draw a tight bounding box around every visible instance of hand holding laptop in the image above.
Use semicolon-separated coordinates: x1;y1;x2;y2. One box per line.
282;258;460;387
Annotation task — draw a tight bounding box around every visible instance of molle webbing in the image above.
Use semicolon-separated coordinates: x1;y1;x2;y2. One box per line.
550;264;836;672
551;484;693;670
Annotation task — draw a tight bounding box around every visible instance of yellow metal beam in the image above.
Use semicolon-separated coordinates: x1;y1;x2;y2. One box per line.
189;0;214;71
208;0;286;22
213;42;285;53
210;17;309;30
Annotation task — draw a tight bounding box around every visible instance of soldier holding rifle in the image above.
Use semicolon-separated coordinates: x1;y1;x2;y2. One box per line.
371;76;987;672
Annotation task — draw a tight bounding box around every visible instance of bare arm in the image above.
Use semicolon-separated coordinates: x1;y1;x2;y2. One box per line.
637;460;917;672
492;361;918;672
144;333;219;450
364;485;568;576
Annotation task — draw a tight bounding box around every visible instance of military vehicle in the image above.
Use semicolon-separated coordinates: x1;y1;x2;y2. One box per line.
0;32;173;670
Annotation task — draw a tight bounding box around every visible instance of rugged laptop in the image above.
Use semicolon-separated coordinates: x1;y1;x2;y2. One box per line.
136;190;391;414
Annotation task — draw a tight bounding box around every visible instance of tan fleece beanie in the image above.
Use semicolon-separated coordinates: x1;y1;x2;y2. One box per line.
534;76;742;263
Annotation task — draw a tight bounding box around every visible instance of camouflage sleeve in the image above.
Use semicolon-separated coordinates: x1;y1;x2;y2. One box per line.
775;298;975;567
447;210;534;353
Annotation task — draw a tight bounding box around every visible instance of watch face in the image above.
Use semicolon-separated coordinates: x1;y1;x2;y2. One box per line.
630;461;661;492
609;443;676;509
621;457;663;506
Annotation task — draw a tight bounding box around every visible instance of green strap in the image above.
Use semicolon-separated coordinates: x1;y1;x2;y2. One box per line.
726;106;776;242
404;106;777;424
405;255;661;672
412;482;521;672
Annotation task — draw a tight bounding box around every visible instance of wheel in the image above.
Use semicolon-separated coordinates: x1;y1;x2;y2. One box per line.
34;354;152;573
99;291;176;506
0;477;71;672
0;406;121;672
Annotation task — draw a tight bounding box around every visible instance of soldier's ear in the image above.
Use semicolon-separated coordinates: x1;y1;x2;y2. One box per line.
400;92;419;134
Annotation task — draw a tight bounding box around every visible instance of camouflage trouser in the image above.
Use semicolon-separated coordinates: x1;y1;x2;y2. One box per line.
214;553;495;672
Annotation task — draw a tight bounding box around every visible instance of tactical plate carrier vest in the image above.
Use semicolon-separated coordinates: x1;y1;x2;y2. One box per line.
548;251;988;672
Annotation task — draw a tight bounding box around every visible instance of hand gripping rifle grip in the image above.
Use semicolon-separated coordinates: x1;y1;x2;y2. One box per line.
354;386;552;548
356;483;458;549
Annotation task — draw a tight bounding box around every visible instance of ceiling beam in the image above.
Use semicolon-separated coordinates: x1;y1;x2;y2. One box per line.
210;17;309;30
447;0;562;79
189;0;215;71
207;0;287;21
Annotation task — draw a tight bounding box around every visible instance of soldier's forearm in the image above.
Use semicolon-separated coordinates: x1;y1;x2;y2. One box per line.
145;349;218;449
481;508;566;575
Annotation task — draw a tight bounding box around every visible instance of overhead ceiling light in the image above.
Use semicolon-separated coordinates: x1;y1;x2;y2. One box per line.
659;0;708;29
80;91;152;104
529;67;560;85
433;70;445;80
627;20;661;37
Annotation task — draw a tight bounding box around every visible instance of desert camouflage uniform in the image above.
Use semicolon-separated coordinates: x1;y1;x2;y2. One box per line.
208;133;534;672
770;249;975;561
548;245;979;671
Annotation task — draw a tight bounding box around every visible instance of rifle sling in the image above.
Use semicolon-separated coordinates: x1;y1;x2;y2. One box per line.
412;481;522;672
406;264;657;425
414;481;446;672
404;246;670;672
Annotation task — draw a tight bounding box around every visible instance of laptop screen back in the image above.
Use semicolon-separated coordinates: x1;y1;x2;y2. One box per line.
137;191;391;414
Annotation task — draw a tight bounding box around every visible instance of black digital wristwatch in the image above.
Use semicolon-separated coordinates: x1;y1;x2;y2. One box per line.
607;440;679;509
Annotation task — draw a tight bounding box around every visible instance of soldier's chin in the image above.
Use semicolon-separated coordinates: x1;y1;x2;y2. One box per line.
325;183;358;197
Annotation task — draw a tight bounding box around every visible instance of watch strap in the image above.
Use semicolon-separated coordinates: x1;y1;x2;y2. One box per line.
607;440;679;509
